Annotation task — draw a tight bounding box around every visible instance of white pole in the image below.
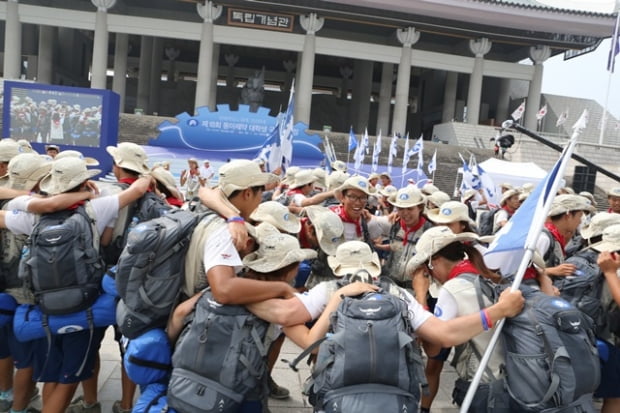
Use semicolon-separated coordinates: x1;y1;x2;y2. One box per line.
598;72;613;145
459;116;584;412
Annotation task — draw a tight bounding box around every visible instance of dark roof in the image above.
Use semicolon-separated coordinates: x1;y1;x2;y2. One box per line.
470;0;616;17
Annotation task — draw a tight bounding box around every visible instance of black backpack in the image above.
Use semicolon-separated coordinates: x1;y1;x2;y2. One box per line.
293;276;427;412
19;203;104;315
115;209;209;339
167;290;271;413
478;208;501;236
102;186;171;266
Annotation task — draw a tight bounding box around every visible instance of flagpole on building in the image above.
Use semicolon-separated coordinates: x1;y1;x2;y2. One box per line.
601;11;620;145
598;72;613;145
459;113;587;413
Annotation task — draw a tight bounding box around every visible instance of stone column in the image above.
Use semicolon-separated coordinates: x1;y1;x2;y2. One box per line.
165;47;180;83
90;0;115;89
149;37;163;114
4;0;22;79
442;71;458;123
296;13;324;124
195;1;222;110
376;62;393;135
352;59;373;132
113;33;128;113
466;37;491;125
392;27;420;136
496;78;510;123
524;45;551;130
208;43;220;110
136;36;153;113
37;25;55;84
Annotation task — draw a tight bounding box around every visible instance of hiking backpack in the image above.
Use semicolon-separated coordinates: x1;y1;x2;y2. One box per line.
478;208;500;236
102;186;171;266
19;203;104;315
115;209;208;339
167;290;271;413
553;249;606;334
502;285;600;412
298;280;427;412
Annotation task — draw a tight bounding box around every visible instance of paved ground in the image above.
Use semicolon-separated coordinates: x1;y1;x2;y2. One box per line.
82;327;461;413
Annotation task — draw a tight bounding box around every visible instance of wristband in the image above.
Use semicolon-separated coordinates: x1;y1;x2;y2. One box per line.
480;310;489;331
422;305;430;311
226;216;245;224
483;309;493;329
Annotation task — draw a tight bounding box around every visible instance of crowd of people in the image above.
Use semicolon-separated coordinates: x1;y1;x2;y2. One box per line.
0;138;618;413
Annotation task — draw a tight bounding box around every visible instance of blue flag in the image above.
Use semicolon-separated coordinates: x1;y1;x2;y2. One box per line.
348;127;358;152
608;13;620;73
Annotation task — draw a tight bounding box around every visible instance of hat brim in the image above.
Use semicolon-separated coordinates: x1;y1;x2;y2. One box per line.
243;248;317;273
221;172;279;196
388;194;425;209
426;208;475;227
590;240;620;253
327;252;382;278
106;146;150;174
290;176;317;189
250;210;301;234
335;183;376;198
39;168;101;195
406;232;479;272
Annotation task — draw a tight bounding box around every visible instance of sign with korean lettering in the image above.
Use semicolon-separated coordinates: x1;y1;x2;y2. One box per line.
227;8;294;32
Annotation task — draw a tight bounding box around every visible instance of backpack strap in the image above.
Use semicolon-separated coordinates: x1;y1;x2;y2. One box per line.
360;216;375;252
144;388;168;412
81;202;101;252
285;336;328;372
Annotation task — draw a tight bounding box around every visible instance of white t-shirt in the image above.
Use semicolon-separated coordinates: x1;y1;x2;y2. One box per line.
295;281;433;331
341;218;383;242
202;224;243;274
290;193;307;207
200;166;214;180
5;195;120;236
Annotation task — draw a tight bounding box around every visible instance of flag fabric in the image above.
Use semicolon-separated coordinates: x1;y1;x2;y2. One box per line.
484;111;586;277
417;149;424;172
536;104;547;121
401;134;410;176
608;12;620;73
572;109;589;131
459;154;481;191
511;101;526;121
556;109;568;127
427;149;437;175
387;134;398;174
255;123;281;172
408;136;424;157
362;129;370;155
371;131;382;173
476;163;500;207
348;127;358;152
279;84;295;171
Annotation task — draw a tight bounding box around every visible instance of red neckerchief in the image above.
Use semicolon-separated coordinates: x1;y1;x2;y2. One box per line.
502;205;515;216
523;266;538;280
67;201;86;211
166;197;184;207
331;205;362;237
286;188;305;196
400;217;426;245
118;177;137;185
544;222;566;257
448;260;480;280
299;218;312;249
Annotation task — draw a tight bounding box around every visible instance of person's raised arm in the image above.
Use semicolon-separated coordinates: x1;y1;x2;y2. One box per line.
416;288;524;348
0;188;29;200
598;251;620;306
198;186;248;250
27;191;94;214
117;176;152;209
167;292;203;343
247;296;312;326
298;190;335;208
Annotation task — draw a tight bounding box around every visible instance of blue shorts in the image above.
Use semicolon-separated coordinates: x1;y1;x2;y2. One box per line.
595;342;620;398
0;324;11;359
7;325;35;369
33;327;105;384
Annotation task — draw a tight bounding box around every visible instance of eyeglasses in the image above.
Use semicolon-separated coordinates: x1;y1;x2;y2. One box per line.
345;194;368;203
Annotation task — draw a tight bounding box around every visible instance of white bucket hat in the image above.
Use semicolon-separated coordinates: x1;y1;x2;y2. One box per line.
106;142;150;174
379;185;398;197
427;201;475;227
250;201;301;234
421;183;439;195
218;160;278;197
305;205;345;256
331;160;347;173
327;241;381;278
327;171;349;191
281;166;300;185
427;191;451;208
607;187;620;198
243;231;317;273
150;166;183;201
388;186;425;208
590;224;620;253
1;153;52;191
55;150;100;166
335;176;376;197
405;226;479;273
581;212;620;241
548;194;595;216
500;189;519;206
290;169;317;189
39;157;101;195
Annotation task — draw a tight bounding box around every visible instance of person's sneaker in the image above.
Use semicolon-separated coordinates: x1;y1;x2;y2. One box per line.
268;376;290;400
65;396;101;413
111;401;131;413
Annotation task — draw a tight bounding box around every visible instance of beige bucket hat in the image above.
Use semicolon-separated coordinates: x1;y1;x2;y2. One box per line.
250;201;301;234
243;231;317;273
305;205;345;256
218;160;278;197
1;153;52;190
548;194;595;216
327;240;382;277
405;226;479;273
39;157;101;195
388;186;425;208
55;150;100;166
106;142;150;174
427;201;475;227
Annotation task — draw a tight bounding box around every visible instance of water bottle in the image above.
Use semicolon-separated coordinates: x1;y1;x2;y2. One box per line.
128;216;139;233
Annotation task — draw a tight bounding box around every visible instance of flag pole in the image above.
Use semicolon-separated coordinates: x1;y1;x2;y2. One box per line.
458;116;585;413
598;71;613;145
347;127;353;167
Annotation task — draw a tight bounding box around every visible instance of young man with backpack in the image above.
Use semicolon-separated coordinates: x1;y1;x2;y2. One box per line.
0;157;152;413
247;241;524;412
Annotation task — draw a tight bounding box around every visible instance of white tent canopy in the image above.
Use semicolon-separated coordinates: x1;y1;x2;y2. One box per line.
477;158;547;188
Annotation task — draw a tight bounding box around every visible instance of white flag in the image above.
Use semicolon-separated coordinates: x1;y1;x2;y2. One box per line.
371;131;382;172
536;104;547;121
408;136;424;157
556;108;568;127
511;100;526;121
387;134;398;174
427;149;437;175
401;134;410;176
361;129;370;155
572;109;589;132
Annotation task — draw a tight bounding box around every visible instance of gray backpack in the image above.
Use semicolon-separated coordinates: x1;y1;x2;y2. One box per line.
502;285;599;412
167;290;271;413
302;283;427;412
115;209;206;339
19;204;104;315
